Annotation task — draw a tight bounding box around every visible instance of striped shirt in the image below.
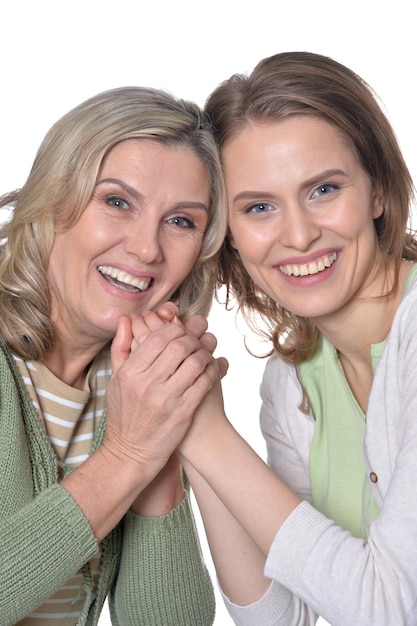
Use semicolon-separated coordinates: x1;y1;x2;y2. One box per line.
13;350;112;625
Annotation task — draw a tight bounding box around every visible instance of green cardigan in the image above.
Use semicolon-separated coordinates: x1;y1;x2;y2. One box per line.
0;340;215;625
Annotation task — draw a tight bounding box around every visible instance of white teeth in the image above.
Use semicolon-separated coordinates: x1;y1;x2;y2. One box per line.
98;265;152;291
279;253;337;277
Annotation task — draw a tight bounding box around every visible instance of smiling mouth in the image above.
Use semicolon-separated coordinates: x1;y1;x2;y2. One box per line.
98;265;153;293
279;252;337;277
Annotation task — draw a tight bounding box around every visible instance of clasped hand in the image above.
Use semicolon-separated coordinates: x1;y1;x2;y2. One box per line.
103;304;227;481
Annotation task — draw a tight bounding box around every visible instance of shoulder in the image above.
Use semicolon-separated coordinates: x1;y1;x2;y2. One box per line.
261;353;311;418
388;269;417;345
261;353;296;394
0;340;20;388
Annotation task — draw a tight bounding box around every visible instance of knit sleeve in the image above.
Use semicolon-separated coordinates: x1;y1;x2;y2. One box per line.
0;483;98;624
109;488;215;626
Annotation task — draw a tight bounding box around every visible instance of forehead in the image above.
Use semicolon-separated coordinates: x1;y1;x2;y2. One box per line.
223;116;353;159
222;116;360;180
100;138;210;186
101;137;205;170
222;116;365;198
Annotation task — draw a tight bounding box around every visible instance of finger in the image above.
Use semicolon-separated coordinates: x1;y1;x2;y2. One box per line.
127;340;213;405
173;357;221;412
164;347;216;397
111;316;134;372
199;331;217;355
183;314;208;339
130;309;177;351
143;310;169;331
130;313;159;347
215;356;229;379
156;301;180;323
127;321;189;374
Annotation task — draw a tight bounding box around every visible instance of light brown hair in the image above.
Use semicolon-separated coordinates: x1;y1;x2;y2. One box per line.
206;51;416;363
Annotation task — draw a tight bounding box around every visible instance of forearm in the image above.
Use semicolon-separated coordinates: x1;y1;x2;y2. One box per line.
130;454;184;516
0;484;97;624
61;444;154;541
110;489;215;625
183;459;271;605
180;417;301;557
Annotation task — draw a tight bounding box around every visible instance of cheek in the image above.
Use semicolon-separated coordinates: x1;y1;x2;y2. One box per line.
229;225;268;260
169;238;202;279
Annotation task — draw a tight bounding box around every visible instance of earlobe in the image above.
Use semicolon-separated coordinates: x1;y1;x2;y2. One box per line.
227;229;237;250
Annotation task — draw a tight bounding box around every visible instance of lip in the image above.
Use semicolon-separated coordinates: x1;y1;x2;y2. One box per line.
276;248;338;267
97;263;157;300
275;249;339;284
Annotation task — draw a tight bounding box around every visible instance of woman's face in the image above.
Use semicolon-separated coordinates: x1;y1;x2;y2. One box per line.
223;116;384;323
48;138;210;344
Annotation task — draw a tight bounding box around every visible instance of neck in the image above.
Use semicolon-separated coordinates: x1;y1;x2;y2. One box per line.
41;338;105;389
316;260;407;362
315;260;412;412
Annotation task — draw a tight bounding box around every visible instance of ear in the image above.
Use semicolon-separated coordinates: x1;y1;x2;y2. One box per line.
227;228;237;250
372;185;385;219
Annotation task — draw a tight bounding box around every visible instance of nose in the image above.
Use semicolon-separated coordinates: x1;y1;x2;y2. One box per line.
124;219;163;264
279;202;321;251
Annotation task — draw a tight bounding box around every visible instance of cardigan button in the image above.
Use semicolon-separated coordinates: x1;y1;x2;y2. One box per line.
369;472;378;483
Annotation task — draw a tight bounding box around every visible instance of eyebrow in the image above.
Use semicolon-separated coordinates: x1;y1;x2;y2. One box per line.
96;177;209;211
96;178;144;202
231;169;348;203
232;190;275;203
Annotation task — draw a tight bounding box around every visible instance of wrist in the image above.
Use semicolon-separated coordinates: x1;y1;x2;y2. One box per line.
130;455;184;516
61;444;151;541
179;412;233;466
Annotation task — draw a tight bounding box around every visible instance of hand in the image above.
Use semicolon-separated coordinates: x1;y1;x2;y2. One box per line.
153;305;231;462
102;313;220;480
155;303;229;378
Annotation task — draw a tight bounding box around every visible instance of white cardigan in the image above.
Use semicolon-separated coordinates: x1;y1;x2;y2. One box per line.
223;273;417;625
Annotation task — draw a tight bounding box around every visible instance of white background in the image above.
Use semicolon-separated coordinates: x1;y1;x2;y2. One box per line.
1;1;416;624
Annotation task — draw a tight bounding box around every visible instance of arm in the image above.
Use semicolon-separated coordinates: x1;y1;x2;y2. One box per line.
62;314;218;542
0;313;218;621
181;359;320;625
182;460;271;604
109;477;215;626
178;377;301;559
104;312;217;625
134;308;307;620
0;484;98;624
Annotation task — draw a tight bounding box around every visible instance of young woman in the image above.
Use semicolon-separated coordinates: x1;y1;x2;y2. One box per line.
161;52;416;625
0;86;227;625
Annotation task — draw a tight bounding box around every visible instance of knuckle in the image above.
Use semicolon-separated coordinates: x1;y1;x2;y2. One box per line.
186;349;212;374
168;337;193;362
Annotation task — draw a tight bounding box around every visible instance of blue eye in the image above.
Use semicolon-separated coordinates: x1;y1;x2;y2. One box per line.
168;215;196;229
245;203;272;214
106;195;129;210
313;183;339;197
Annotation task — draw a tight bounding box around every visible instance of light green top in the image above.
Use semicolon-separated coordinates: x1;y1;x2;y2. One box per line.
299;335;382;538
299;265;417;539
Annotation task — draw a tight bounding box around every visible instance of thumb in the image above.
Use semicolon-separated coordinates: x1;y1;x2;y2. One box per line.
216;356;229;379
156;301;180;323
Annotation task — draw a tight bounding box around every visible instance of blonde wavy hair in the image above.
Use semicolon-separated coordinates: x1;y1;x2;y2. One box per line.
0;86;227;359
205;51;417;364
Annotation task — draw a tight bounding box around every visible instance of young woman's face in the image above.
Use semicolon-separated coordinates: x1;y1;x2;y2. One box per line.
48;138;210;343
223;116;384;322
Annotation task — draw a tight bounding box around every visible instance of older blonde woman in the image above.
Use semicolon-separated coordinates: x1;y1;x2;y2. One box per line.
0;86;226;625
